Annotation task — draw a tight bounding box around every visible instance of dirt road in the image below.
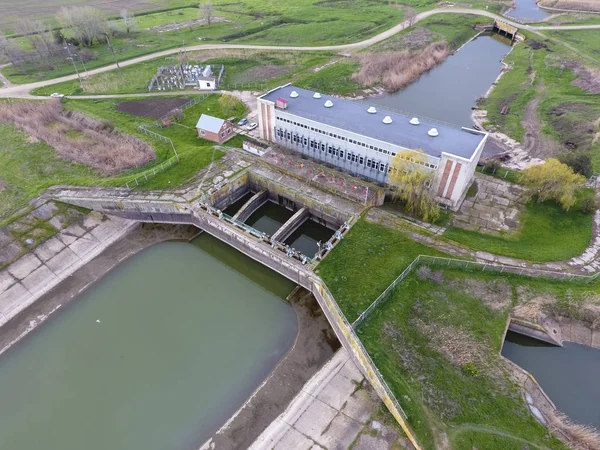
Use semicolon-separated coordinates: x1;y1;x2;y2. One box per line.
1;8;600;99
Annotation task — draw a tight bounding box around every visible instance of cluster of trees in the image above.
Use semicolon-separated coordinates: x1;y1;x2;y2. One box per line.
0;7;137;72
390;152;593;223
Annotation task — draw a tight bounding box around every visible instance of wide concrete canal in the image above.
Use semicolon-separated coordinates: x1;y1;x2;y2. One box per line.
502;331;600;429
370;35;512;127
0;233;298;450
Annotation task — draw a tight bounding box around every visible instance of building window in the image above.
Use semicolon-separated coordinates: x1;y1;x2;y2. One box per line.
339;150;345;159
200;129;205;136
227;128;232;134
359;156;364;165
221;131;225;138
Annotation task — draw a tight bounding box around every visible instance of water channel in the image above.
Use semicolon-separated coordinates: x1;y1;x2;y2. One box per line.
369;35;513;127
0;234;298;450
285;219;334;257
245;200;295;236
502;331;600;429
506;0;549;22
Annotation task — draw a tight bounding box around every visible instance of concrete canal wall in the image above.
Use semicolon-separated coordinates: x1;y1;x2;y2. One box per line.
50;187;421;449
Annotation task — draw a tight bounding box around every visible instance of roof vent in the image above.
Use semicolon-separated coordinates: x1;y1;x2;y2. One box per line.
382;116;393;124
409;117;420;125
428;128;439;137
324;100;333;108
290;91;299;98
367;106;377;114
313;92;322;99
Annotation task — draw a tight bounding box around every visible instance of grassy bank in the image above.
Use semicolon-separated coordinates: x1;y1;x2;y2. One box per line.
316;219;445;322
483;32;600;170
0;94;244;221
444;192;594;263
358;267;573;449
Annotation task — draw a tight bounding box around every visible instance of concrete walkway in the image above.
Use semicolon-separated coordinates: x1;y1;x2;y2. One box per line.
248;348;409;450
1;8;600;98
0;213;136;327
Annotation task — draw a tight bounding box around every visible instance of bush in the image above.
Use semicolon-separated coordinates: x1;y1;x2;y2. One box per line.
581;195;597;214
483;159;501;173
461;362;480;377
559;151;593;178
521;159;587;210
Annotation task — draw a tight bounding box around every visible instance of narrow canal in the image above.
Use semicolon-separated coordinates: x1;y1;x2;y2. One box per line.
507;0;549;22
502;331;600;429
285;219;334;258
245;201;294;235
369;35;512;127
0;233;298;450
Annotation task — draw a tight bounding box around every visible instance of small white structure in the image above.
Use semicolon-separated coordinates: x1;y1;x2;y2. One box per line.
198;65;216;90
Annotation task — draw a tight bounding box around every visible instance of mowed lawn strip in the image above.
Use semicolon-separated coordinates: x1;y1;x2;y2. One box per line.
358;268;571;450
443;195;593;263
316;218;446;322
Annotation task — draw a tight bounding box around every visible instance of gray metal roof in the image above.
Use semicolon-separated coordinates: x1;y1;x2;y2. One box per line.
260;85;486;160
196;114;225;133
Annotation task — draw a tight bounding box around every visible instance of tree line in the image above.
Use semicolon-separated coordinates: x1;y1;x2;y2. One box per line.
0;3;215;75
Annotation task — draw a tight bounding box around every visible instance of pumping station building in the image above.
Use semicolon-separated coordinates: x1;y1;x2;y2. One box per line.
257;85;488;210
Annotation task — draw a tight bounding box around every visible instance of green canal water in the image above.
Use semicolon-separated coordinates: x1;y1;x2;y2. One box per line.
245;201;294;236
0;233;297;450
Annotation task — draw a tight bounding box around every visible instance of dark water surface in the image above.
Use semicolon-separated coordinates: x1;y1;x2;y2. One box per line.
285;219;334;257
369;36;512;127
507;0;550;22
0;235;297;450
502;331;600;429
245;201;295;235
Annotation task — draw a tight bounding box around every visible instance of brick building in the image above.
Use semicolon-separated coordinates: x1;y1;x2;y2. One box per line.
257;84;488;210
195;114;234;144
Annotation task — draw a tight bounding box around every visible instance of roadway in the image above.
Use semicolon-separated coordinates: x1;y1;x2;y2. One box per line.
1;7;599;98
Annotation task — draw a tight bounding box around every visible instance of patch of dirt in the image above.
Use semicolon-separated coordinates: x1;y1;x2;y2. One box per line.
549;102;599;153
376;27;438;52
415;319;488;368
116;97;190;120
562;60;600;94
146;16;230;33
26;135;40;144
527;40;549;51
454;279;512;311
230;64;298;84
522;89;563;159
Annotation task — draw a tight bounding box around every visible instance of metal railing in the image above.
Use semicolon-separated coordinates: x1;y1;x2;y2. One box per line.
122;126;180;189
311;278;421;449
352;254;600;328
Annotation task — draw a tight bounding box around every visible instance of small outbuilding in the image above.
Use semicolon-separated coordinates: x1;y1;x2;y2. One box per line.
196;114;234;143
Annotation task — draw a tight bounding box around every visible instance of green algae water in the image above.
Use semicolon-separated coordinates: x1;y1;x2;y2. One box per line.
0;234;297;450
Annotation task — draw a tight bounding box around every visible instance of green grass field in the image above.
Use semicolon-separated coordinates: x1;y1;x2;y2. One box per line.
316;219;446;322
483;31;600;170
444;193;594;263
31;50;338;96
357;267;572;450
0;94;244;222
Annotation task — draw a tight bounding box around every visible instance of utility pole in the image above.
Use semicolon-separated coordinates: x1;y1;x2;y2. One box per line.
64;43;85;92
104;32;124;83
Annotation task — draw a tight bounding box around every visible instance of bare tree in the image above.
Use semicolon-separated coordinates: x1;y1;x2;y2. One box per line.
405;6;417;28
14;19;59;68
0;33;19;62
57;6;107;46
200;2;216;26
120;9;137;34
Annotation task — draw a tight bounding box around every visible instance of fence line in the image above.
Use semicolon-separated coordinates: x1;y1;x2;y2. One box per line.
310;278;422;449
352;254;600;328
122;126;180;189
